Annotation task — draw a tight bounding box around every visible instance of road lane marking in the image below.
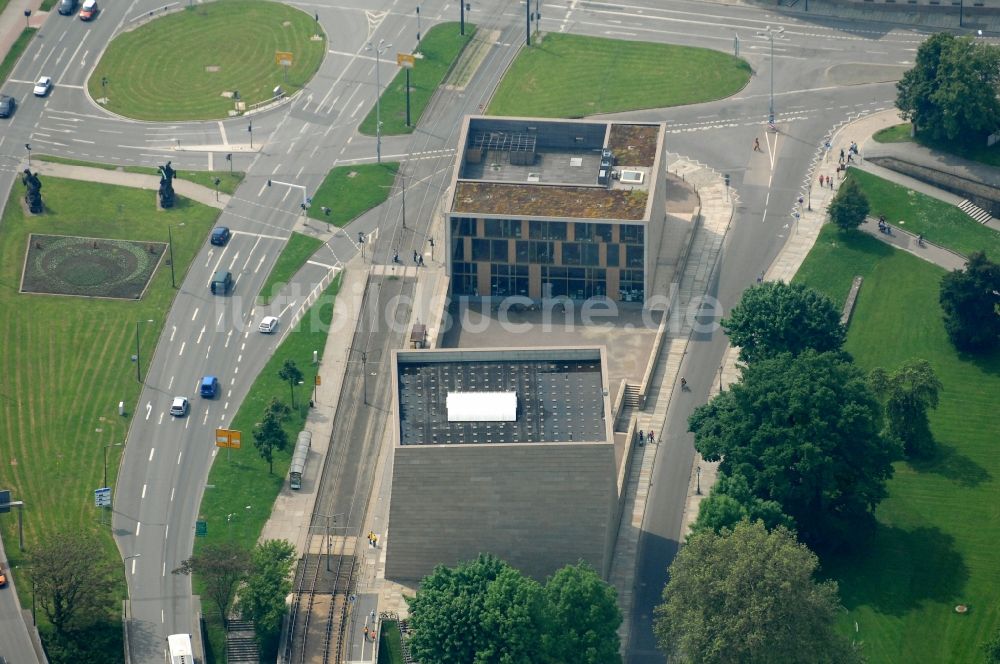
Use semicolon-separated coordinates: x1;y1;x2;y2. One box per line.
218;120;228;145
148;448;155;461
170;487;175;501
224;401;229;410
205;345;211;358
145;402;152;420
241;342;246;351
237;354;242;363
178;341;186;357
158;413;164;425
191;307;199;321
227;390;232;398
242;236;262;270
255;255;266;273
165;525;169;540
170;325;176;341
197;325;206;344
131;558;139;574
136;522;141;536
203;409;209;425
228;252;240;269
163;562;166;577
141;484;147;498
177;451;182;465
217;312;224;326
225;330;233;348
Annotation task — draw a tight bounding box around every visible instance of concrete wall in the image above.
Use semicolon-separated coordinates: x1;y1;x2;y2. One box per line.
385;441;617;582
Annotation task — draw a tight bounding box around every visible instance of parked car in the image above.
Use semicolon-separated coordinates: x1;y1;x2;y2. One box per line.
258;315;279;334
57;0;78;15
169;396;189;417
33;76;52;97
0;95;14;118
78;0;97;20
210;226;231;246
0;563;6;587
200;376;219;398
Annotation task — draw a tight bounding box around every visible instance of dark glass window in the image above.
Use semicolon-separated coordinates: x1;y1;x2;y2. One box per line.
574;223;593;242
516;241;530;263
626;245;644;268
562;242;581;266
530;241;554;264
452;237;466;261
453;262;478;296
451;217;476;237
529;221;567;240
595;224;613;242
582;244;600;266
620;224;644;244
619;269;644;302
484;219;522;238
492;240;509;262
472;239;490;261
606;243;620;267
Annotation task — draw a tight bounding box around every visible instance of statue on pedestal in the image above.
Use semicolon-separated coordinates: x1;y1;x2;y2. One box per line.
22;169;43;214
158;161;176;208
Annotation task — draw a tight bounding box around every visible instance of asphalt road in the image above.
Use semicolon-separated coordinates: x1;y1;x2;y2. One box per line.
0;0;956;661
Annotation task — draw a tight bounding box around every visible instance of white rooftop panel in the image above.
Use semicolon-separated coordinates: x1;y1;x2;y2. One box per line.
447;391;517;422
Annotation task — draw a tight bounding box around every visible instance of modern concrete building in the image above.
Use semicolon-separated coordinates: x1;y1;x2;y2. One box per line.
446;116;668;303
384;347;618;582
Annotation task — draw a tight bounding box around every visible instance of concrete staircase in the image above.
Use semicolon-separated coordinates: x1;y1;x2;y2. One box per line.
225;620;259;664
959;199;994;225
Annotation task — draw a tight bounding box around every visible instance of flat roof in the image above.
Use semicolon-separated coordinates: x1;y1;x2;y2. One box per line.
448;116;663;221
396;350;608;446
452;182;648;220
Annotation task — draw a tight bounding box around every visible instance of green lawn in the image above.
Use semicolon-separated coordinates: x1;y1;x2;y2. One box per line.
0;178;218;637
195;274;340;658
0;28;36;85
258;232;324;303
795;225;1000;663
873;122;1000;168
848;169;1000;260
359;23;475;136
308;162;399;226
378;620;405;664
33;154;245;195
487;33;750;118
88;0;325;120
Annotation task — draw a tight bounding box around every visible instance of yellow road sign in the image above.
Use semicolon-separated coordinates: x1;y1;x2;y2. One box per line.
215;428;242;449
276;51;294;67
396;53;415;69
315;375;322;386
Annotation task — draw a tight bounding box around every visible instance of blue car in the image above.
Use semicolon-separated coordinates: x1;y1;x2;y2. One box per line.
200;376;220;398
210;226;231;246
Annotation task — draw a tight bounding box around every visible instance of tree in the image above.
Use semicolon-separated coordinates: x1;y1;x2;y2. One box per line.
827;176;870;231
690;472;793;536
721;281;846;364
406;555;622;664
278;359;304;408
654;519;863;664
939;251;1000;353
984;626;1000;664
266;397;290;420
689;350;899;549
407;554;524;664
173;541;250;628
236;539;296;648
252;410;288;474
897;33;1000;143
31;529;117;634
869;359;943;458
542;563;622;664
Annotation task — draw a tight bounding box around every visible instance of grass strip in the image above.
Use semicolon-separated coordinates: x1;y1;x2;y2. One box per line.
308;162;399;226
873;122;1000;167
0;28;37;84
32;154;245;195
847;169;1000;260
487;33;751;118
258;232;324;303
377;620;405;664
195;274;341;658
0;177;219;645
795;225;1000;663
359;23;475;136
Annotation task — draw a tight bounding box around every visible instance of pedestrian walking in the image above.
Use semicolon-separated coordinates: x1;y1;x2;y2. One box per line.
829;176;834;190
393;250;399;264
839;148;845;162
638;429;644;444
648;430;655;444
364;627;370;640
819;175;824;187
418;255;424;267
753;137;761;152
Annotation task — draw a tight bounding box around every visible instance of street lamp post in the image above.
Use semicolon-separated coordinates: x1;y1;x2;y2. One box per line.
123;554;141;622
248;119;254;150
134;319;154;383
758;26;784;130
718;364;723;392
313;512;344;572
696;466;702;495
23;8;30;28
367;40;392;164
416;5;421;43
214;177;221;201
101;76;108;100
167;225;176;288
25;143;31;166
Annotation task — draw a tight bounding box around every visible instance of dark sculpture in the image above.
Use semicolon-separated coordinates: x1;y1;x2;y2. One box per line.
22;169;43;214
158;161;176;208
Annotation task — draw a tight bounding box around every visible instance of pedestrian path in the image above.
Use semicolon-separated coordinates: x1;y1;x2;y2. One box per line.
862;216;967;271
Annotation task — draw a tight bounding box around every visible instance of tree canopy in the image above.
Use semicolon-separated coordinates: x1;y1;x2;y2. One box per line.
654;519;863;664
721;281;846;364
689;350;899;548
173;540;250;626
32;529;117;635
252;410;289;474
278;359;304;407
939;251;1000;353
896;33;1000;143
827;176;870;232
406;555;621;664
690;472;793;536
236;539;296;647
869;359;942;458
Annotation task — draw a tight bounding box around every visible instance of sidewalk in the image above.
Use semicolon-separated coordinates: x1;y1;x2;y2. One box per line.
26;161;230;208
0;0;45;74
